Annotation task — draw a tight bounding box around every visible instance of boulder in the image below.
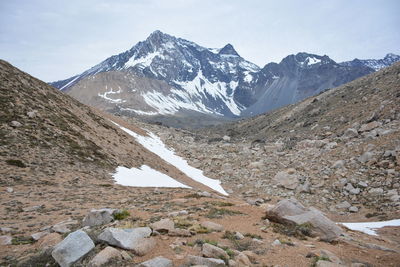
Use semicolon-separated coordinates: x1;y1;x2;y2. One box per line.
137;256;173;267
168;228;192;237
369;188;384;196
51;230;95;267
82;208;117;227
10;121;22;127
200;221;224;232
186;255;226;267
150;218;175;233
274;171;299;190
52;219;78;234
31;231;49;241
88;246;122;267
264;198;342;241
202;243;229;260
98;227;153;255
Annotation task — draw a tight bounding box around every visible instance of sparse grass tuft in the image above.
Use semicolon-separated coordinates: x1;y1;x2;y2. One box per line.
184;193;204;199
12;236;34;245
206;208;243;218
207;201;235;207
310;256;331;267
244;233;263;240
271;222;314;240
113;210;130;220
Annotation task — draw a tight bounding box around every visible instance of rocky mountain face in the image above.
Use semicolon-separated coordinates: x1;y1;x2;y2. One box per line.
2;60;400;266
340;53;400;71
50;31;399;125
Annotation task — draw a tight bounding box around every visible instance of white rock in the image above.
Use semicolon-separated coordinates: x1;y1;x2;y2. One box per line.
137;256;173;267
82;208;117;227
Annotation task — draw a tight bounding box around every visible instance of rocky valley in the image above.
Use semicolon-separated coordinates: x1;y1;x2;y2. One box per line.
1;50;400;267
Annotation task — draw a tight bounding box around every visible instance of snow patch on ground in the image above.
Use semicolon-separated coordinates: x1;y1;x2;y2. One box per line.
340;219;400;236
113;122;228;195
113;165;191;188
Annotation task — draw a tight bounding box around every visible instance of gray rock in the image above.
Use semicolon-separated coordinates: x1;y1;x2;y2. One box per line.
343;128;358;138
336;201;351;209
234;231;245;240
222;135;231;142
82;208;117;227
52;220;78;234
357;181;368;188
89;246;122;267
168;210;188;217
6;187;13;193
316;260;343;267
274;171;299;190
51;230;95;267
10;121;22;127
31;231;49;241
186;255;226;267
332;160;345;169
98;227;153;254
350;188;361;195
369;188;384;196
359;121;382;132
27;111;37;118
358;152;374;163
264;198;342;241
137;256;172;267
348;206;359;213
272;239;281;246
0;235;12;245
150;218;175;233
200;221;224;232
202;243;229;260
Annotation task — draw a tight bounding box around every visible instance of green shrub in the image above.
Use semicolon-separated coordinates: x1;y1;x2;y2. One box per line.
113;210;130;220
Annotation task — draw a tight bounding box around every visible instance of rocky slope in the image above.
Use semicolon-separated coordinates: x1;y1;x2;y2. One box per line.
341;53;400;71
50;31;399;126
1;60;400;266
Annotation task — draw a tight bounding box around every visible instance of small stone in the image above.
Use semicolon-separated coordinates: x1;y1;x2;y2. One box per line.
186;255;225;267
0;235;12;245
359;121;381;132
200;221;224;232
27;111;37;118
272;239;281;246
350;188;361;195
274;171;299;190
358;152;374;163
202;243;229;260
168;228;192;237
6;187;13;193
332;160;345;169
137;256;173;267
343;128;358;138
151;218;175;233
358;181;368;188
31;231;49;241
235;252;251;266
88;246;122;267
82;208;117;227
222;135;231;142
234;231;245;240
10;121;22;127
348;206;359;213
369;188;384;196
336;201;351;209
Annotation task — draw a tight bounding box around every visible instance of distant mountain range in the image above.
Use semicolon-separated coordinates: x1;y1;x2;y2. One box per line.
50;30;400;122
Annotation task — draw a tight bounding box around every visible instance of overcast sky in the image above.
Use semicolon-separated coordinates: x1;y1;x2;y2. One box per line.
1;0;399;82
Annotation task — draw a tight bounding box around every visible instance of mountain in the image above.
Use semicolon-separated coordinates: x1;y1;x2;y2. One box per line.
340;53;400;71
51;30;260;118
50;31;399;124
241;52;375;116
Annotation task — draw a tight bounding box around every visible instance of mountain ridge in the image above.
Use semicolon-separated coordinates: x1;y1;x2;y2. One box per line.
50;30;399;124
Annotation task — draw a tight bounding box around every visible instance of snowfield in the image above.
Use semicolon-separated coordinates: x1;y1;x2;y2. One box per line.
113;165;191;188
112;121;228;195
340;219;400;236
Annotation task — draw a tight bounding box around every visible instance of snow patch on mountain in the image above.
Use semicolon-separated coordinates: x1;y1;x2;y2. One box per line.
98;86;126;104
